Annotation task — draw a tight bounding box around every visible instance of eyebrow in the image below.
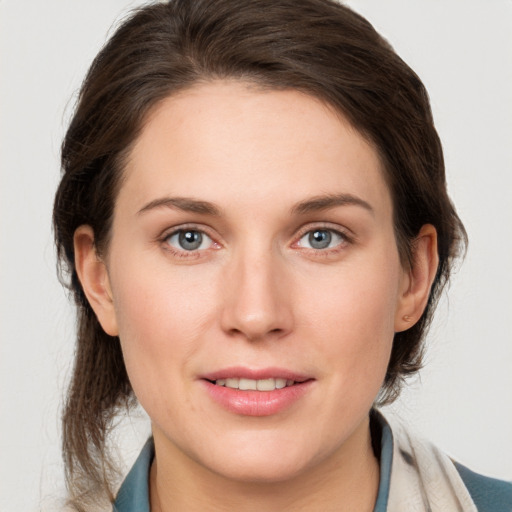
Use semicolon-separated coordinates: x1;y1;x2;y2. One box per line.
137;193;373;217
137;196;221;216
291;193;374;216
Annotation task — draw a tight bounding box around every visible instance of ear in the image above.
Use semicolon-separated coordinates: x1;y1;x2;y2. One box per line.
395;224;439;332
74;225;119;336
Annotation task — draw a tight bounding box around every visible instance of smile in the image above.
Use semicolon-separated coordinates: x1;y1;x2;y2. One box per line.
213;377;295;391
201;368;314;416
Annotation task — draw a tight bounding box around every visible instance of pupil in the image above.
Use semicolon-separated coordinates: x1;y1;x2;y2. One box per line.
179;230;202;250
309;230;331;249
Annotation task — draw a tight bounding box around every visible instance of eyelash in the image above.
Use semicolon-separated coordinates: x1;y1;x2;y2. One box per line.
293;225;353;256
159;225;220;259
159;224;353;259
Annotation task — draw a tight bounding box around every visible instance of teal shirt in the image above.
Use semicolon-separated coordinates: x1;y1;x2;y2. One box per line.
113;416;512;511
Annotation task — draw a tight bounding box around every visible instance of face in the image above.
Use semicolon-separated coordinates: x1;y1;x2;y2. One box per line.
99;81;411;482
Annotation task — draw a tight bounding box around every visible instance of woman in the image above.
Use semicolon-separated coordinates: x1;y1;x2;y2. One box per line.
53;0;512;510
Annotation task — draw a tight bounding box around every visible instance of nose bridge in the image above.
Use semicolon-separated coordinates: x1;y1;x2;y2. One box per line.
221;241;292;341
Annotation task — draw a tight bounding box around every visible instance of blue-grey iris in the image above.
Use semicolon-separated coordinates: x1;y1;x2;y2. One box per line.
179;230;203;250
309;230;331;249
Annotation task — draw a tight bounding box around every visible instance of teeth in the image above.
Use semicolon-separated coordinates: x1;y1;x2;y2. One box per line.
275;378;287;389
239;378;257;390
225;378;239;388
214;377;295;390
257;378;276;391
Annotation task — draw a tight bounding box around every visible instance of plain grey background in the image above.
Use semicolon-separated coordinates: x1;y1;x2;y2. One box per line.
1;1;511;510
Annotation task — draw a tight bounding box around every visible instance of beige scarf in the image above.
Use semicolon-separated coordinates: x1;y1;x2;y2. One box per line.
383;413;477;512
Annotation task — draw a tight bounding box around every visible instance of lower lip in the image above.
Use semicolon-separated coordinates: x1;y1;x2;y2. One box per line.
201;380;314;416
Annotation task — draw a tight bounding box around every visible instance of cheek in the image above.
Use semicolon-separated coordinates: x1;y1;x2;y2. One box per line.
299;253;401;389
112;250;215;336
303;255;400;340
108;259;218;406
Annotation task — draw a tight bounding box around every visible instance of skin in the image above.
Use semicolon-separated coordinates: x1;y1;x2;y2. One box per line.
75;81;438;511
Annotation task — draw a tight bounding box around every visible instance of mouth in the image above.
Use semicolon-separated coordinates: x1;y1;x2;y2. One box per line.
207;377;299;391
200;368;314;416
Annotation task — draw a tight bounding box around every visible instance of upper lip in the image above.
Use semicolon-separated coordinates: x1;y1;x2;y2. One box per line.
200;366;313;383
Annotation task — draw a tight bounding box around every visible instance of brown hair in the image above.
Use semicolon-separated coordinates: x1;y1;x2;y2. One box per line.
53;0;466;508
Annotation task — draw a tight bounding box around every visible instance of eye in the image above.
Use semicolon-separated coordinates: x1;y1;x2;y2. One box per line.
165;229;213;251
298;229;346;250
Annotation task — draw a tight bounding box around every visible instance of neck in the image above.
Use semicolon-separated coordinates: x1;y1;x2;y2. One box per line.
150;417;380;512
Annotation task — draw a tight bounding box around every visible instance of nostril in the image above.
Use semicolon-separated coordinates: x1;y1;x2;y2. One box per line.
220;286;294;341
226;326;285;342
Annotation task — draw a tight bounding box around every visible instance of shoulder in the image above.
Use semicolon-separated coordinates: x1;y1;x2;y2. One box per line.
453;461;512;512
374;409;512;512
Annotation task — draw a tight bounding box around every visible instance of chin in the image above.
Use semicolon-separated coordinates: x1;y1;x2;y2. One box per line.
197;430;328;484
211;454;310;484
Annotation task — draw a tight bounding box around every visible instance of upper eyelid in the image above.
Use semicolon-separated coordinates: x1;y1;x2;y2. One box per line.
160;223;217;240
296;229;348;246
299;228;346;238
294;222;353;239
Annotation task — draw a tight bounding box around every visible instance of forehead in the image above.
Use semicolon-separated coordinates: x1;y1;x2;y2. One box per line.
120;81;391;219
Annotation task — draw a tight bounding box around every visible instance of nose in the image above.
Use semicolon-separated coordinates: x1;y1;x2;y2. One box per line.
220;249;294;342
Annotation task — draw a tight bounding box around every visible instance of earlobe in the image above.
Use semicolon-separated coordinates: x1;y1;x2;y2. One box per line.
74;225;119;336
395;224;439;332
